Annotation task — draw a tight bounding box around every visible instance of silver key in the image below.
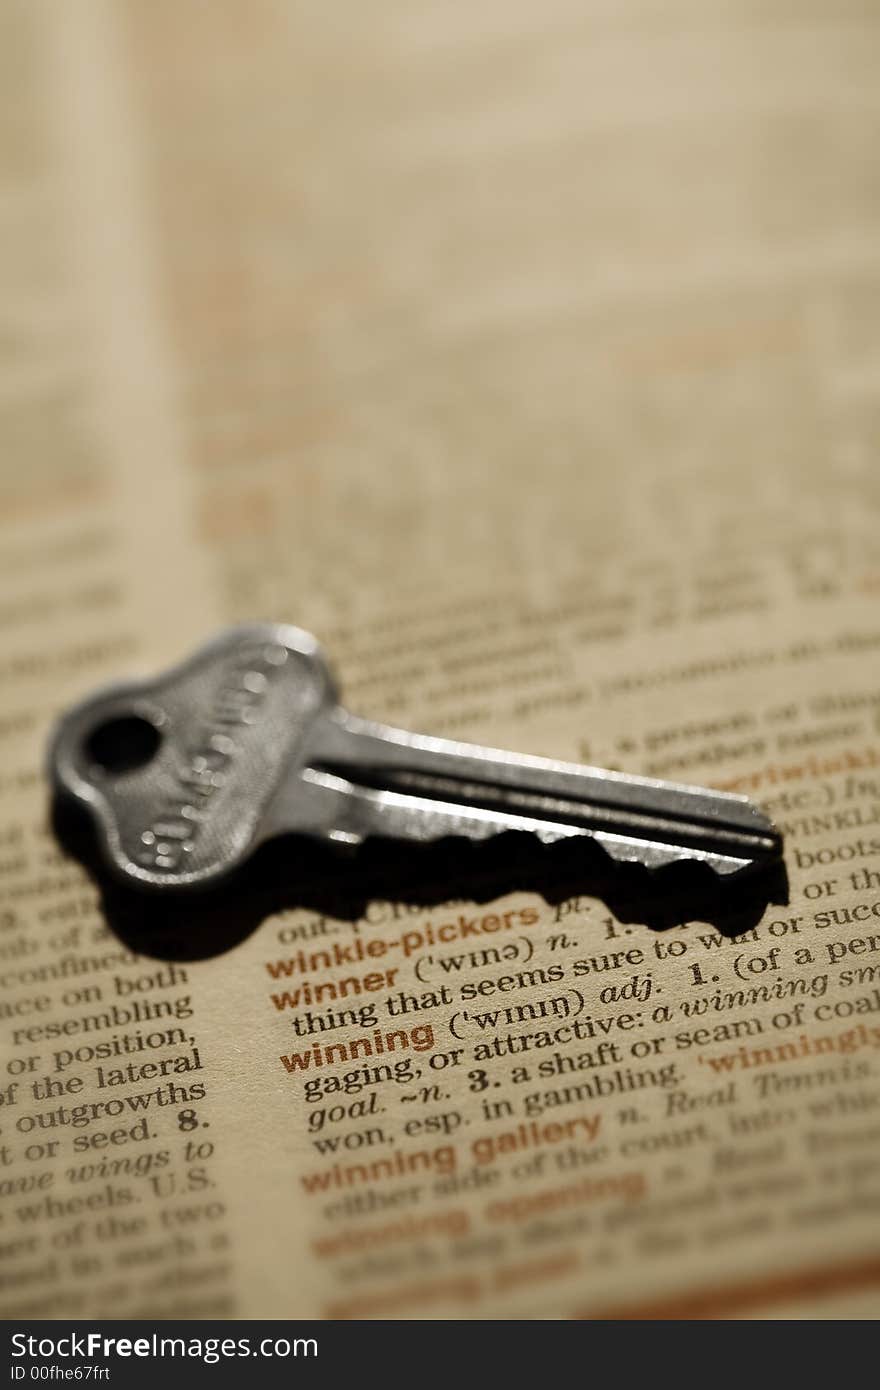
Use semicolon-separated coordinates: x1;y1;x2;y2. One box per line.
49;623;782;892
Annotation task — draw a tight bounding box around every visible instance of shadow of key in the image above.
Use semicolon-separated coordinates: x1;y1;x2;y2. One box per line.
51;791;790;964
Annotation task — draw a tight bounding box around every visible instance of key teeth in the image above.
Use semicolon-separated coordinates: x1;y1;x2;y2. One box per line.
595;836;769;879
594;817;784;879
346;816;783;885
302;824;785;938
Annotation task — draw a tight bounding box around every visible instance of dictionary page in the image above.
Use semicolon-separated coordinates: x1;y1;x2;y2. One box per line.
2;0;880;1319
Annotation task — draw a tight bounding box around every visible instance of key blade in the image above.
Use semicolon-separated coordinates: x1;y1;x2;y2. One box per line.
297;714;782;878
293;767;764;876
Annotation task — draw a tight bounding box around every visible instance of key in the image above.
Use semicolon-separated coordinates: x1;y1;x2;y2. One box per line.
49;622;782;891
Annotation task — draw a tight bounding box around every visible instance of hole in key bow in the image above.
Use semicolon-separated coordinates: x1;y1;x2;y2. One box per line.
85;714;162;775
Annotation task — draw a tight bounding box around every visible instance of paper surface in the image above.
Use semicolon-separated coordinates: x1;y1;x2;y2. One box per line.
2;0;880;1318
